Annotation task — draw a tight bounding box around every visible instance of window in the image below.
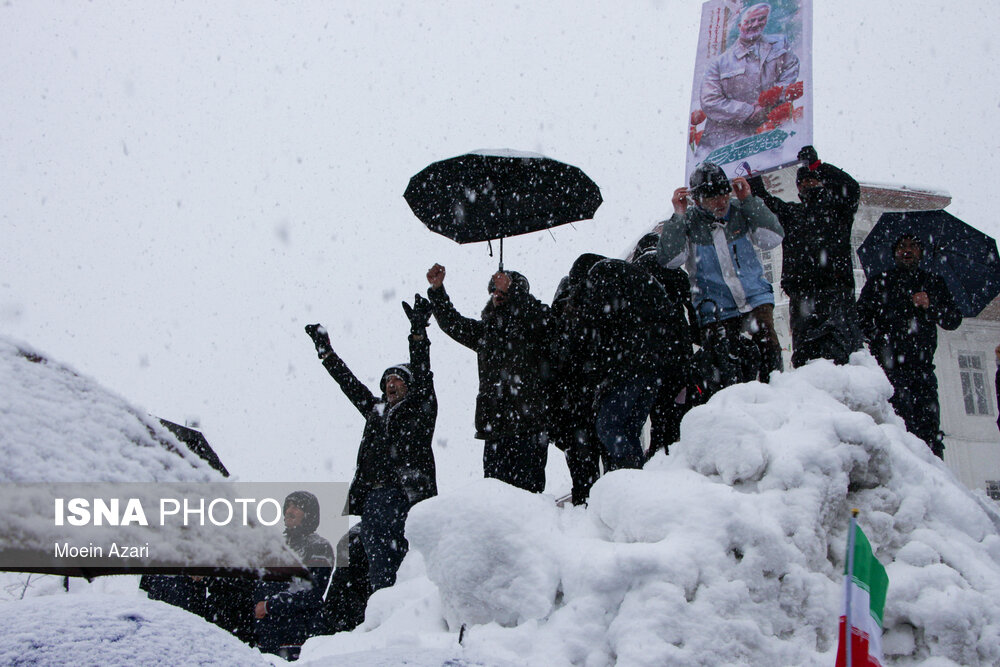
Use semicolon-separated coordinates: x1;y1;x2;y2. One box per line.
958;351;992;416
759;249;774;284
986;481;1000;502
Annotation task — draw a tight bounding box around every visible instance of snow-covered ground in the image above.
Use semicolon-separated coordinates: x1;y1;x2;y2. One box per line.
293;353;1000;666
10;334;999;664
4;328;1000;665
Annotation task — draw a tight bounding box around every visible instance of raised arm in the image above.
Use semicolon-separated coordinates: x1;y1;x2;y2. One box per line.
733;177;783;250
305;324;377;416
425;263;484;350
402;293;434;393
747;173;797;219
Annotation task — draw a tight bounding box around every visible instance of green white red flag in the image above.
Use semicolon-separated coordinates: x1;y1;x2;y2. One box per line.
836;516;889;667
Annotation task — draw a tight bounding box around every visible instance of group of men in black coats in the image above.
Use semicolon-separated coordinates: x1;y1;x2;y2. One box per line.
146;145;964;661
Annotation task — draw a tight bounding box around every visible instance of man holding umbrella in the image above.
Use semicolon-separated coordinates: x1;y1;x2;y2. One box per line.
425;263;553;493
857;234;963;458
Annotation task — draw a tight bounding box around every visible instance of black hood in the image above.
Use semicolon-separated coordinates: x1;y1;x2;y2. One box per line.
283;490;321;536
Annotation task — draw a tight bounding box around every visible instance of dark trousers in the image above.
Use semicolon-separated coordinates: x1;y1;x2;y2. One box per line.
885;365;944;458
647;371;690;458
719;304;783;381
359;487;410;593
560;427;602;505
595;375;657;471
484;433;548;493
788;289;863;368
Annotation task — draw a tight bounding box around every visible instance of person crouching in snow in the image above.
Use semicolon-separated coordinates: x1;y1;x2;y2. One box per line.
305;294;438;594
657;162;785;382
253;490;334;661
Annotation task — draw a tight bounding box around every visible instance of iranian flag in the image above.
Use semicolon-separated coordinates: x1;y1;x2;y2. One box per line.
836;516;889;667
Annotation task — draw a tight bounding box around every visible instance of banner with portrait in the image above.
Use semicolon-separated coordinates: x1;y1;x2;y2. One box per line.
685;0;813;181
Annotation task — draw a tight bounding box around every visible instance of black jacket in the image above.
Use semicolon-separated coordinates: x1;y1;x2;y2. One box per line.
254;491;335;653
857;265;962;371
322;334;438;513
749;163;861;294
571;259;692;397
428;282;553;439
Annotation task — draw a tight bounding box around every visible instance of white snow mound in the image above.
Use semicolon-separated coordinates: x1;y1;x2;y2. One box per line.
303;353;1000;667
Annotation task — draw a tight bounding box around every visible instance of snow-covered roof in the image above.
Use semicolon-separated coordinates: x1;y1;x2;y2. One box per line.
0;335;304;576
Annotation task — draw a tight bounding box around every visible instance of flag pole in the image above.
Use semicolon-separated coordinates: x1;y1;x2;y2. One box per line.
845;508;859;667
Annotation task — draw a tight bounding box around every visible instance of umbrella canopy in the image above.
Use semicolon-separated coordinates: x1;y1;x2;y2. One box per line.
857;209;1000;317
404;149;603;244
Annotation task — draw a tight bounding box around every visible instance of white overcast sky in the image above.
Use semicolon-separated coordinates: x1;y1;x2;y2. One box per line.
2;1;998;485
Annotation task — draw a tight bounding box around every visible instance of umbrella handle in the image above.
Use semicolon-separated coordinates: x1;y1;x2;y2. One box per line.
485;238;504;271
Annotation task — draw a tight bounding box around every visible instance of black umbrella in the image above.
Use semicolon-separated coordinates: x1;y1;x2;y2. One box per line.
404;150;602;267
857;209;1000;317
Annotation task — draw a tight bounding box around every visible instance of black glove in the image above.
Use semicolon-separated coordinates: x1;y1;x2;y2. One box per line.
797;145;819;166
305;323;334;358
402;294;432;333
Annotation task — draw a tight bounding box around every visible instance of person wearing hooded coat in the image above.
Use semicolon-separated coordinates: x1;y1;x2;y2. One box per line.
748;145;864;367
305;295;437;593
629;234;697;457
549;252;607;503
857;234;962;458
253;490;334;661
425;263;553;493
570;257;692;471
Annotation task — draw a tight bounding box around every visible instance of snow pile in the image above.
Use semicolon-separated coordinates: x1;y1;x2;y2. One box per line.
0;593;269;666
301;353;1000;666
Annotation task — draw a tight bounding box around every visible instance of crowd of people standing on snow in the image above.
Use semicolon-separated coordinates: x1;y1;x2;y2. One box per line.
144;145;966;661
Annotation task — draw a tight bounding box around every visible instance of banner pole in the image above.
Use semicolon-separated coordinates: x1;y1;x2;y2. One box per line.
845;508;859;667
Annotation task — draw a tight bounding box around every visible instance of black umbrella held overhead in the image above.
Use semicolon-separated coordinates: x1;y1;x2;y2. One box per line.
404;150;603;268
857;209;1000;317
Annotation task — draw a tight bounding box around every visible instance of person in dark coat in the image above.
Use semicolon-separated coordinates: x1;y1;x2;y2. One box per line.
572;257;692;471
749;145;864;367
318;524;371;635
425;263;553;493
629;234;697;457
857;234;963;458
140;573;210;619
549;253;607;504
140;574;255;645
253;491;334;661
306;295;437;593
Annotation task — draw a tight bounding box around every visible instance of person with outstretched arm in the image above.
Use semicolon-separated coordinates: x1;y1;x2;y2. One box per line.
305;295;437;593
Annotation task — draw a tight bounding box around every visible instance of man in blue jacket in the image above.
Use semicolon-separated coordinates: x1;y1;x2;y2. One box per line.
658;162;785;381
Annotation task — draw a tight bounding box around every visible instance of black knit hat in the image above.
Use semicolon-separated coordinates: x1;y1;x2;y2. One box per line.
380;363;413;392
689;162;731;198
796;167;821;186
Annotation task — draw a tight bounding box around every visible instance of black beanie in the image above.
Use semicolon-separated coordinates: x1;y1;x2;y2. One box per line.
380;363;413;392
796;167;819;185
